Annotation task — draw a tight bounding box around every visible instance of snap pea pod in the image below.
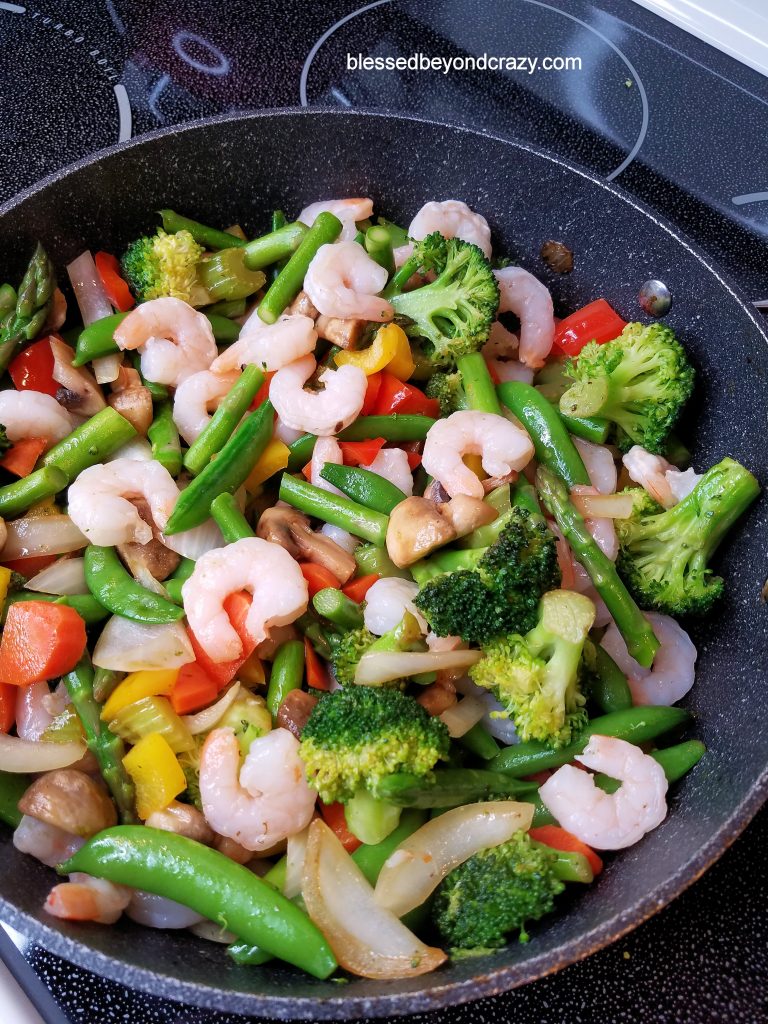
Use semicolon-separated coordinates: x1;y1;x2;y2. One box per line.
279;474;389;545
559;411;610;444
457;352;502;415
0;466;67;518
42;407;138;484
2;590;109;625
72;311;129;366
320;463;407;515
0;771;31;827
166;399;274;534
458;721;500;761
205;312;241;344
84;546;184;625
537;467;660;668
147;401;182;476
364;224;395;277
266;640;306;718
184;364;264;476
588;644;633;713
286;415;436;471
243;221;308;271
498;380;590;488
159;209;247;250
227;942;273;966
164;557;195;605
60;827;337;978
206;298;246;319
376;769;538;808
312;587;364;630
491;705;691;777
210;492;255;543
257;212;342;325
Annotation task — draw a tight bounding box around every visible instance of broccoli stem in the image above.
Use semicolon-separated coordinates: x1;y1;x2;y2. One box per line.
0;243;55;374
159;209;247;250
457;352;502;414
456;480;540;549
536;467;659;668
312;587;364;631
410;547;485;587
367;611;424;654
344;789;402;845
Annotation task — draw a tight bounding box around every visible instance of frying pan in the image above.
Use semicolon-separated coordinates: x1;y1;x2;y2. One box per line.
0;109;765;1020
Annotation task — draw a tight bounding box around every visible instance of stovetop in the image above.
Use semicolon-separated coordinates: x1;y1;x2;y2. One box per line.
1;1;767;1021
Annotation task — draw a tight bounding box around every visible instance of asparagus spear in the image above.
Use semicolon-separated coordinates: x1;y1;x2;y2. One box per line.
0;243;56;373
64;656;137;824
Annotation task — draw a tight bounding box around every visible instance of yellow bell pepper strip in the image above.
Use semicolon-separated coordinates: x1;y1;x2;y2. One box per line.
123;733;186;819
245;437;290;492
0;567;12;619
335;323;415;380
101;669;179;721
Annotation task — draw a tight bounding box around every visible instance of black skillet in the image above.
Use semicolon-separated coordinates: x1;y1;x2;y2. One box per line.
0;109;765;1020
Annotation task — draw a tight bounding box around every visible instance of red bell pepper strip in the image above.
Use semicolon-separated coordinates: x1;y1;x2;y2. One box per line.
529;824;603;876
170;662;218;715
250;371;275;410
553;299;627;357
319;801;362;853
94;251;135;312
360;371;383;416
373;372;440;418
0;437;48;477
304;636;330;691
187;592;256;691
0;602;87;686
2;555;58;577
0;683;15;733
338;437;386;466
9;337;59;397
300;562;341;598
341;573;381;603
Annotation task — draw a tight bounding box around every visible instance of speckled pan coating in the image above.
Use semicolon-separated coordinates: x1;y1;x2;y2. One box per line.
0;109;765;1020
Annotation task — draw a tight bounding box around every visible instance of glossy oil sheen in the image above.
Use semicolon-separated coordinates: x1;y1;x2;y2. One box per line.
0;110;765;1020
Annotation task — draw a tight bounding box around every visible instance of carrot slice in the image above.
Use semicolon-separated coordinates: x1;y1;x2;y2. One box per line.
300;562;341;597
0;437;48;477
0;683;15;733
529;824;603;876
0;601;87;686
304;636;330;691
342;573;381;603
319;801;362;853
170;662;219;715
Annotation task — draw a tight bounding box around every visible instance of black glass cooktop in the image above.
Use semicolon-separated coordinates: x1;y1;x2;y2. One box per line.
1;0;766;1021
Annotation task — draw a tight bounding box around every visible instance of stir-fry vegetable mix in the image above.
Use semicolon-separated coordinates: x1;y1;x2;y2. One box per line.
0;196;758;981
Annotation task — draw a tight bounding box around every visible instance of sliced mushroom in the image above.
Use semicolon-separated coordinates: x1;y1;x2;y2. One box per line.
482;471;519;494
315;315;366;350
49;336;107;417
386;496;457;568
146;799;214;845
437;495;497;538
43;289;67;333
416;676;458;716
256;622;300;661
214;834;254;864
277;689;318;739
108;367;153;436
287;290;319;319
117;497;181;582
18;768;117;837
256;505;356;583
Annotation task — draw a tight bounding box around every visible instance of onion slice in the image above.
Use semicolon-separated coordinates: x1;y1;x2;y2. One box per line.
302;819;446;980
570;489;634;520
93;353;123;385
374;801;534;918
182;683;240;736
0;734;86;773
1;515;87;560
67;250;113;326
26;556;89;595
93;616;194;672
284;823;311;900
354;649;480;687
438;695;486;738
50;337;107;417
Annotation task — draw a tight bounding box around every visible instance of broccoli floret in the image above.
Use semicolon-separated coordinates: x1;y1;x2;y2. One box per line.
425;371;466;416
413;508;561;645
432;831;564;950
559;322;695;453
0;424;11;456
470;590;595;746
299;685;450;803
615;457;760;615
121;228;204;303
390;233;499;370
329;611;424;688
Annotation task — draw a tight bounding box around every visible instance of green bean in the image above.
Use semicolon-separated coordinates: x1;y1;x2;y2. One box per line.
206;312;241;344
72;312;129;366
375;218;409;248
166;399;274;534
0;772;31;827
159;209;247;250
164;557;195;605
458;721;500;761
268;210;288;285
312;587;364;630
560;412;610;444
376;768;537;808
296;612;335;660
353;543;411;580
588;644;632;713
2;590;109;625
320;463;407;515
184;364;264;476
93;668;123;704
457;352;502;414
243;221;308;271
42;407;137;484
84;546;184;625
279;474;389;545
491;705;690;777
60;827;337;978
266;640;306;718
364;224;395;277
210;492;255;543
257;212;342;324
499;381;590;487
286;414;435;471
0;466;66;517
147;401;182;476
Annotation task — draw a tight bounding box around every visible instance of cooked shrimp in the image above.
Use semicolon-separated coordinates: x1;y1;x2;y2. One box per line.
172;370;239;445
422;410;534;500
574;439;617;494
126;890;204;929
623;445;701;508
311;435;344;497
182;537;308;663
13;815;84;868
45;873;131;924
298;198;374;242
269;355;367;437
363;448;414;497
67;458;179;546
304;242;393;322
274;417;304;446
601;613;697;706
363;577;428;636
199;727;315;851
210;315;317;375
494;267;555;369
114;297;217;387
408;200;492;257
483;321;518;360
570;486;618;561
539;735;668;850
0;390;74;447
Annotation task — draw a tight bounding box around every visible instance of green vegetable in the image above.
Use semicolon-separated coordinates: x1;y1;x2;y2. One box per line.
615;458;760;615
286;414;435;471
121;228;204;304
413;507;560;645
457;351;502;414
374;217;409;248
243;221;308;270
196;248;266;301
312;587;364;631
210;492;254;543
279;474;389;545
585;643;632;713
206;312;242;344
147;401;182;476
0;466;66;518
159;209;247;251
298;685;450;804
354;542;411;580
2;590;109;626
0;771;31;827
0;244;55;374
388;234;499;371
184;364;264;476
559;412;610;444
536;467;659;669
257;212;342;325
72;312;129;366
83;546;184;625
344;788;402;845
166;399;274;534
227;942;273;966
108;696;193;754
351;808;427;886
63;657;136;823
266;640;305;718
130;353;168;401
93;668;123;704
217;694;271;756
320;463;407;515
458;722;500;761
490;705;691;777
206;298;246;319
425;370;467;416
59;827;337;979
364;224;395;277
328;612;423;689
456;481;539;550
375;768;537;808
559;322;695;453
164;557;195;605
42;407;138;484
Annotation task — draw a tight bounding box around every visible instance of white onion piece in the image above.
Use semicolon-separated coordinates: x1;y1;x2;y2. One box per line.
274;418;304;446
354;649;480;687
93;353;123;385
438;695;486;738
67;250;113;325
456;677;520;744
105;436;153;462
1;515;87;560
133;563;171;598
162;518;226;560
188;919;238;944
0;734;86;773
93;616;194;671
571;489;634;519
126;890;205;929
302;819;446;980
26;556;88;595
426;632;463;652
573;438;617;494
374;801;533;918
284;824;311;900
363;578;427;636
320;523;359;554
183;683;240;736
